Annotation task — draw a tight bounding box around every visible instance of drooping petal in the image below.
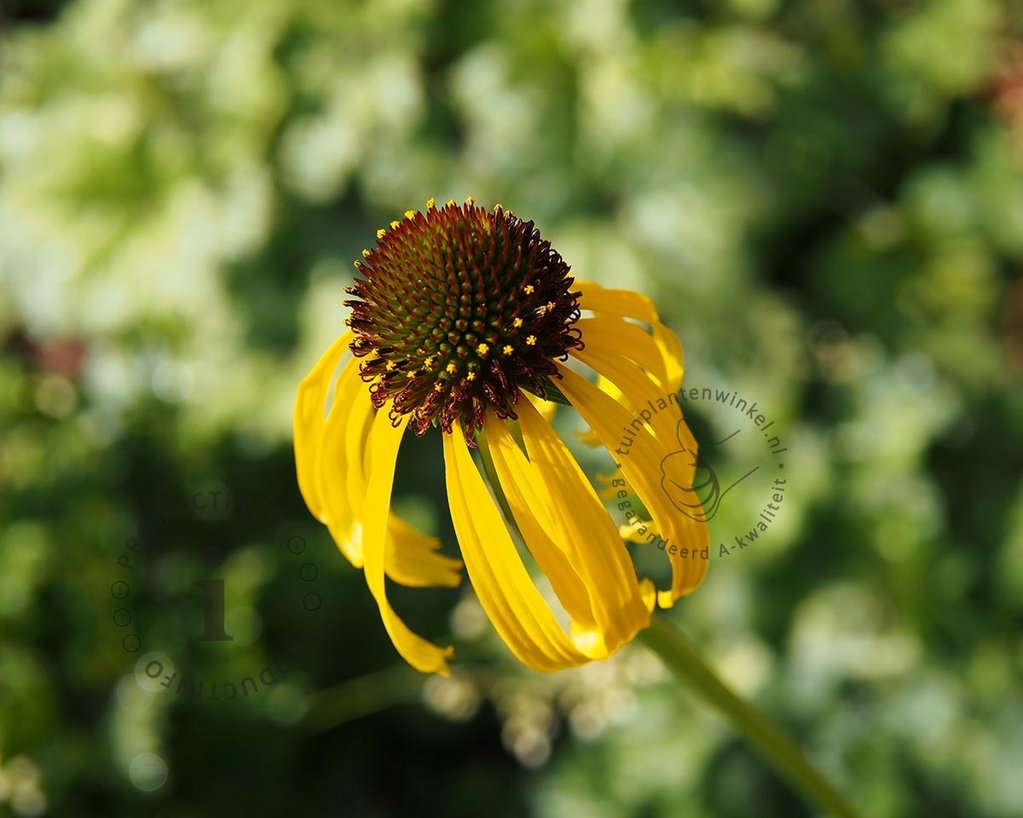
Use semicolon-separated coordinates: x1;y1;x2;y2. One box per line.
575;316;673;388
294;332;352;522
385;515;464;588
571;331;710;558
574;373;621;448
481;416;597;638
574;310;706;535
485;400;650;657
576;281;684;390
573;326;696;459
363;409;455;674
554;363;710;607
296;336;462;587
319;355;373;567
444;421;590;671
339;375;464;586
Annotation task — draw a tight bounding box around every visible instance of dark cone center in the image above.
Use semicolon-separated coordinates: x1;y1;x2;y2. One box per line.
344;200;582;442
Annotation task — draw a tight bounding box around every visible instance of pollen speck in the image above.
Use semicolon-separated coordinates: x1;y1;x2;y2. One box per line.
405;210;416;220
526;335;537;346
476;343;489;356
426;197;436;209
524;285;535;295
424;356;434;369
385;361;396;371
465;195;474;205
446;198;456;206
406;370;417;379
446;362;457;374
376;229;386;239
502;345;513;356
390;220;400;229
466;372;476;381
512;317;523;328
362;249;370;258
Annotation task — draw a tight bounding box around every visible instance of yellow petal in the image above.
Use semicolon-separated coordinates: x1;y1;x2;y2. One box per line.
554;364;710;605
385;515;463;588
638;577;658;612
571;341;710;539
319;356;371;566
294;332;353;522
620;516;654;543
363;409;455;674
576;315;673;388
574;426;603;447
576;280;684;390
574;374;621;448
572;336;693;458
486;401;650;656
444;422;589;671
339;378;463;586
523;390;557;422
482;416;596;637
298;339;462;587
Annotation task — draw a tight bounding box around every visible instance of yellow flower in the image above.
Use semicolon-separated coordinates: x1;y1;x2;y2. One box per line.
294;200;709;675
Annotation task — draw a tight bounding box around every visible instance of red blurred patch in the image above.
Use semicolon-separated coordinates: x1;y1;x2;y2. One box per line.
1003;277;1023;373
992;43;1023;156
4;328;88;380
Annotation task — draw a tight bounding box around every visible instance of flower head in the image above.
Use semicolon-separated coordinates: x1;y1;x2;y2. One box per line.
295;199;709;675
344;200;582;443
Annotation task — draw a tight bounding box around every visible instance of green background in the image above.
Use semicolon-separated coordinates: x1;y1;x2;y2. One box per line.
1;0;1022;815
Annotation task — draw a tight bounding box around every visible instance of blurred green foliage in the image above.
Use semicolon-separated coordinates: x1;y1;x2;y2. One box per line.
1;0;1022;816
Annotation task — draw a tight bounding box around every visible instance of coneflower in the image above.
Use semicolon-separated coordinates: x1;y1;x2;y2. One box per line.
294;198;708;674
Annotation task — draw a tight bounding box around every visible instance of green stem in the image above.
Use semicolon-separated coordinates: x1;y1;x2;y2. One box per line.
637;616;861;818
304;665;422;731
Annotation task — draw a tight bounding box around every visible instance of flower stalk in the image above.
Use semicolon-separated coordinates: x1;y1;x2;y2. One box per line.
637;616;861;818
